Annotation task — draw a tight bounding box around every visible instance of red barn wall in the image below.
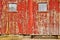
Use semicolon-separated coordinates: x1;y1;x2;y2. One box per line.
0;0;59;35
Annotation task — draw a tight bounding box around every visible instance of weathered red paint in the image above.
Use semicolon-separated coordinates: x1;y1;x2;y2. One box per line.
49;0;59;35
0;0;59;35
33;2;39;34
49;0;59;12
27;0;33;34
0;0;2;34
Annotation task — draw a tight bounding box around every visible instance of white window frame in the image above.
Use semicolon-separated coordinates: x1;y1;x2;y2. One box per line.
38;3;48;12
8;3;17;12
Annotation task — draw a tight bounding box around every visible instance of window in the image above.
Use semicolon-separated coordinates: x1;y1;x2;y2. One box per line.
38;3;47;12
8;3;17;12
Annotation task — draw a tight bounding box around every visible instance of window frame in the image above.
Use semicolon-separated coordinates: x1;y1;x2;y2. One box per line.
38;2;48;13
8;3;17;12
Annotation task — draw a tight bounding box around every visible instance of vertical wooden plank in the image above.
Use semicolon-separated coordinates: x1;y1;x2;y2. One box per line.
53;0;59;35
17;0;27;34
17;1;23;34
49;0;54;35
27;0;33;34
2;0;8;34
49;0;59;35
0;0;2;34
33;1;39;34
59;1;60;35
